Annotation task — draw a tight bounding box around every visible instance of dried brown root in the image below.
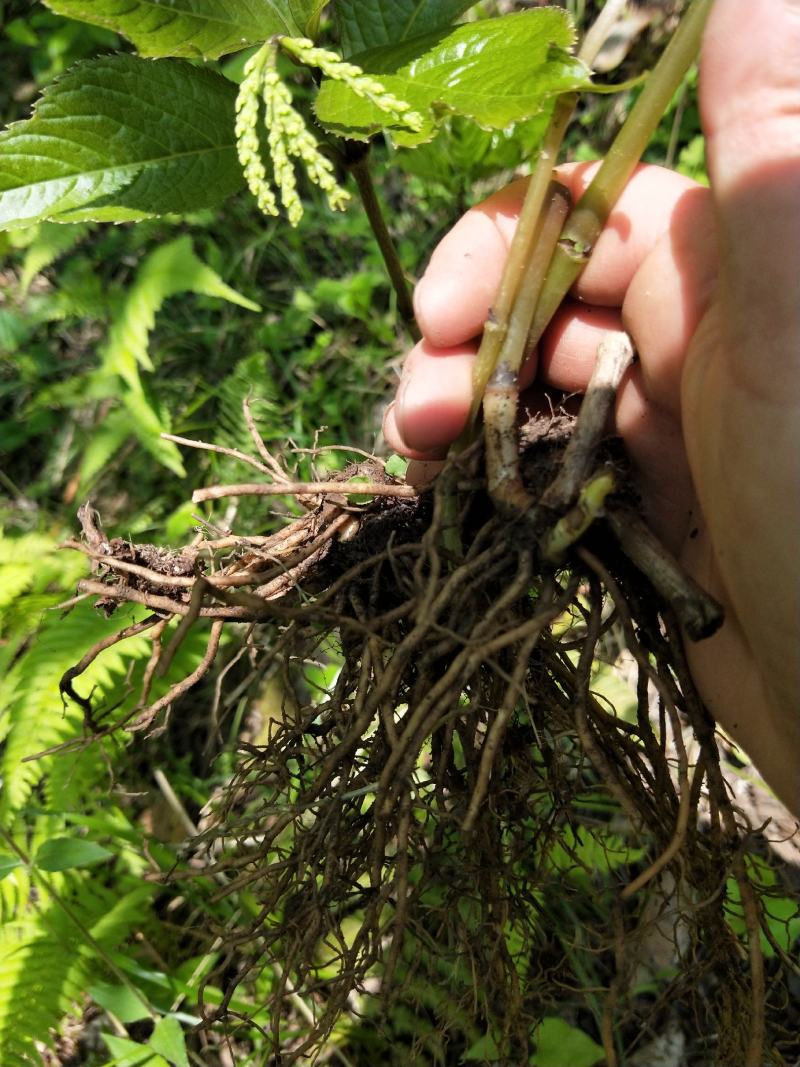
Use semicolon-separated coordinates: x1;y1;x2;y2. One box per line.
55;402;787;1066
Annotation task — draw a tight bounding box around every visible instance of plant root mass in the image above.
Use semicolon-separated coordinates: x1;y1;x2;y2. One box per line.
59;405;798;1067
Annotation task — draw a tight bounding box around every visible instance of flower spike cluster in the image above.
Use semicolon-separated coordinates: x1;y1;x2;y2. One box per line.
261;54;349;226
235;37;422;226
280;37;424;133
234;46;279;218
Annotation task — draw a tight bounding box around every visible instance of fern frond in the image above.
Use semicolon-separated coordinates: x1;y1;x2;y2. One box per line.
94;234;261;479
0;602;153;821
0;875;154;1065
0;863;31;926
18;221;92;296
0;531;85;639
216;352;281;460
0;917;86;1067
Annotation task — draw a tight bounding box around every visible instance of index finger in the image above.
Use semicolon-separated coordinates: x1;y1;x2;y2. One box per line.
415;162;701;348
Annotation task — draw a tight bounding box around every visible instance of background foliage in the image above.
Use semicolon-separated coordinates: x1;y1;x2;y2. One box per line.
2;3;796;1066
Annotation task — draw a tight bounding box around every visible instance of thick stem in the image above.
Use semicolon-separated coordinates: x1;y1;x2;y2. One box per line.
482;185;572;511
527;0;713;352
349;148;420;339
477;181;572;418
466;94;576;427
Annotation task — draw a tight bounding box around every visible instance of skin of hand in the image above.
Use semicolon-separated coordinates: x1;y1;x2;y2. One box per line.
383;0;800;817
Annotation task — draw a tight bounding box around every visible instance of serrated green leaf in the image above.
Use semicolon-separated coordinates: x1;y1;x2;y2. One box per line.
531;1018;604;1067
43;0;317;59
149;1017;190;1067
0;55;243;230
35;837;114;872
316;10;591;146
335;0;475;56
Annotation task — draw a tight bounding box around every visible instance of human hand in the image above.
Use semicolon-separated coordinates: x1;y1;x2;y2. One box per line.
383;0;800;816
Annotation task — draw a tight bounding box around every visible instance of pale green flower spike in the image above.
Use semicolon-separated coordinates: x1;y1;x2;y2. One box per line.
235;41;351;226
262;63;303;226
235;46;278;218
281;37;424;133
235;35;421;226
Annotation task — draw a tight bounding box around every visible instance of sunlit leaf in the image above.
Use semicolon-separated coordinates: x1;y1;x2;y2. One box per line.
102;235;260;390
95;234;260;479
0;56;242;230
88;981;151;1024
0;855;22;882
384;454;409;479
102;1033;168;1066
316;10;591;145
531;1017;604;1067
43;0;326;57
18;222;91;295
463;1031;501;1060
395;113;552;188
35;837;114;872
77;409;137;490
149;1017;190;1067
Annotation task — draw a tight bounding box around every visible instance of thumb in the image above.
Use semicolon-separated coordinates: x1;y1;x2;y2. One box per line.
700;0;800;396
702;0;800;188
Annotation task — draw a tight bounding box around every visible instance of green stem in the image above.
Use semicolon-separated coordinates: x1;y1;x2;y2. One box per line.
482;185;572;511
466;0;636;418
466;93;576;429
495;183;572;378
349;147;420;340
527;0;714;351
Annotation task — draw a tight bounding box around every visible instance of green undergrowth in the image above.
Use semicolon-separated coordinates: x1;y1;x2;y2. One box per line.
3;4;796;1066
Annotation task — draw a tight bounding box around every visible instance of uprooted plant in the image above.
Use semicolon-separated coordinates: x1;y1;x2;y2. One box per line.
7;0;799;1063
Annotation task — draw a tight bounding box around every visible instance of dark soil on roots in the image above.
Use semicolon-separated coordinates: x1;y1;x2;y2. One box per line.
59;409;798;1066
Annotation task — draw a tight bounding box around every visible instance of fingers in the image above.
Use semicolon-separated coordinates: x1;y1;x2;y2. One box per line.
538;303;624;393
562;163;704;307
614;366;695;550
701;0;800;192
388;181;717;458
622;185;717;418
383;338;476;456
413;180;525;347
700;0;800;401
413;163;702;349
392;161;710;458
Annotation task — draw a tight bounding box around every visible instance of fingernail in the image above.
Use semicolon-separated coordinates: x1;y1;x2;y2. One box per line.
396;375;466;455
